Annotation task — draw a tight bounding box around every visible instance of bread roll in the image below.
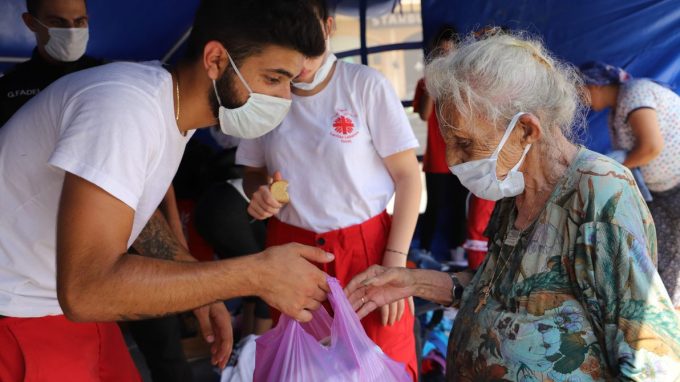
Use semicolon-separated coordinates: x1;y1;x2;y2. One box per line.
270;180;290;204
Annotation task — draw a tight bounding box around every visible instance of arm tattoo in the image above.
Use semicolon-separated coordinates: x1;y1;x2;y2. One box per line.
131;210;185;261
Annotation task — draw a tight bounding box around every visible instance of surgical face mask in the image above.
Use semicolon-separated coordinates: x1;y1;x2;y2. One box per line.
292;45;337;91
449;112;531;201
35;19;89;62
213;54;291;139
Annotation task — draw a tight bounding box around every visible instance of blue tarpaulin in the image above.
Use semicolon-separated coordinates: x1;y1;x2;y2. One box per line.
1;0;678;151
421;0;680;152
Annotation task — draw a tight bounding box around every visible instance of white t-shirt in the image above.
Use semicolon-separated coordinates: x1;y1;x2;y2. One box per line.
0;61;192;317
236;61;418;232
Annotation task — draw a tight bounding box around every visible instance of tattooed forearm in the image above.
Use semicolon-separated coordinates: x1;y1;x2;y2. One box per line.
131;210;191;261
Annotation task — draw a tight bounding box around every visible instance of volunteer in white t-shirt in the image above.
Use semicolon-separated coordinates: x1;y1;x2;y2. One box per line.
237;1;421;379
0;1;330;380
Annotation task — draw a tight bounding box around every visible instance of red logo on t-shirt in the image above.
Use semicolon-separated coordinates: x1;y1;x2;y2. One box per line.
333;115;354;135
330;110;359;143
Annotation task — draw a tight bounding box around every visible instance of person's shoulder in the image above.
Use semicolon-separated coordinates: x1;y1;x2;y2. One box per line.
572;148;634;193
620;79;658;98
73;61;166;84
627;79;680;103
62;61;170;100
570;148;651;225
337;60;387;85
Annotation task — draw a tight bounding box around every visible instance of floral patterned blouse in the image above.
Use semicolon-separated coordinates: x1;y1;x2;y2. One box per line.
446;147;680;381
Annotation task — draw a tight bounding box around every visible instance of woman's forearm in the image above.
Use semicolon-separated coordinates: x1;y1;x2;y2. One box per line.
623;108;664;168
411;269;475;306
383;150;422;264
622;146;663;168
411;269;454;305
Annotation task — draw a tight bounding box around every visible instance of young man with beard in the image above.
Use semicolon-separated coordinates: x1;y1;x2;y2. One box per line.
0;1;329;380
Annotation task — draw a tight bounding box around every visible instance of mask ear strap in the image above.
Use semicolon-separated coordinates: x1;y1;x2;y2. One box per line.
491;112;527;159
227;54;253;94
511;143;532;172
212;80;223;106
33;17;50;30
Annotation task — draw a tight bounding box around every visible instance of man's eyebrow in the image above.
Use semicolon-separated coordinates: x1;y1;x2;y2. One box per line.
265;68;295;79
45;15;70;22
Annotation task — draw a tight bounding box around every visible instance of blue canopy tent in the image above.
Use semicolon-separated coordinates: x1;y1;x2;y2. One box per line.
2;0;678;151
420;0;680;153
1;0;678;259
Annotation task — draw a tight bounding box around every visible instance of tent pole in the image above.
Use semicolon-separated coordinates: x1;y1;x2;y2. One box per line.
0;56;30;64
162;27;193;64
359;0;368;65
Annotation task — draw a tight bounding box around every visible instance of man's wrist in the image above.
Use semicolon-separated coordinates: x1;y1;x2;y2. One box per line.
245;252;267;297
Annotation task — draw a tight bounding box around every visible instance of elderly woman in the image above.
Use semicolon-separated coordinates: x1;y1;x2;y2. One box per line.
580;61;680;310
345;32;680;381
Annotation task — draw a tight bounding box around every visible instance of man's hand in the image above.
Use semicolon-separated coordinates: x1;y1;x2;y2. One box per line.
247;171;285;220
193;302;233;369
254;243;334;322
344;265;416;320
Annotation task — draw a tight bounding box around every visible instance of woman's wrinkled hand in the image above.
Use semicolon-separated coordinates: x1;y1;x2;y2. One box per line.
344;265;416;320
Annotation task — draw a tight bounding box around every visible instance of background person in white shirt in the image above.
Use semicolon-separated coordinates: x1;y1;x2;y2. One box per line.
238;0;421;379
0;0;330;380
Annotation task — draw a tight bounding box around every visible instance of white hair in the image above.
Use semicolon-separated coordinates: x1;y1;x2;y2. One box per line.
425;30;586;145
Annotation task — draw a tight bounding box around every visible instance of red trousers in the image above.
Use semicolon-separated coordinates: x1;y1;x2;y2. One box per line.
266;212;418;381
464;195;496;270
0;315;141;382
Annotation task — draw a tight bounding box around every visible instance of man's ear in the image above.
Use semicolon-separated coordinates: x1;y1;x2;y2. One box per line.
22;13;39;33
518;113;543;145
203;41;229;81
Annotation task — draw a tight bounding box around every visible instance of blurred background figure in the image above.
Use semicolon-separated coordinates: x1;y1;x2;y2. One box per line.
581;61;680;310
412;26;469;268
0;0;101;126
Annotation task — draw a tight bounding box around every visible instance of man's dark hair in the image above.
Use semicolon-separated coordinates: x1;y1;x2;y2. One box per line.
26;0;87;16
184;0;326;66
26;0;39;15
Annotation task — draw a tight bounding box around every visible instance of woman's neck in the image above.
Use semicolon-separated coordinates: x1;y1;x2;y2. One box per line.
514;137;578;230
605;84;621;110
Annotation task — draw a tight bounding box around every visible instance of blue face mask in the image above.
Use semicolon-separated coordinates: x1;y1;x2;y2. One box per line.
449;112;531;201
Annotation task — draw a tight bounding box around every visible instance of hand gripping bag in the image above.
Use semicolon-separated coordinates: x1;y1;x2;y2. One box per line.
254;277;411;382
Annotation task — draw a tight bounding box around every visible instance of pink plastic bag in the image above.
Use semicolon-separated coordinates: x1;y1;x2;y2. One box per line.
254;276;412;382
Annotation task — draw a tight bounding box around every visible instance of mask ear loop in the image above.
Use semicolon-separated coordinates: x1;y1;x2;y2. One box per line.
490;112;527;160
212;80;223;106
33;18;51;30
510;143;532;172
226;54;253;94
